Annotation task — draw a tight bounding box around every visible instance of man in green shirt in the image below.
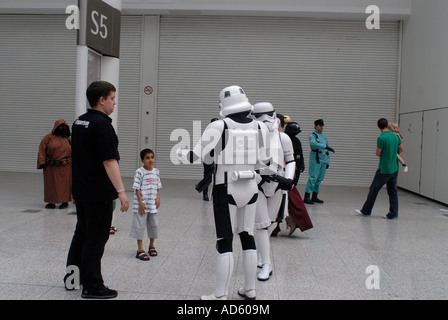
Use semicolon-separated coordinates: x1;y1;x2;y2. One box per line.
356;118;403;219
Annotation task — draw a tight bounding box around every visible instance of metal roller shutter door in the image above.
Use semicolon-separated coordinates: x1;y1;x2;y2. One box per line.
116;16;143;177
0;15;77;173
0;15;143;177
155;16;399;186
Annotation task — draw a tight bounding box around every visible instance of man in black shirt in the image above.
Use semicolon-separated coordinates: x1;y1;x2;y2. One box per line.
65;81;129;299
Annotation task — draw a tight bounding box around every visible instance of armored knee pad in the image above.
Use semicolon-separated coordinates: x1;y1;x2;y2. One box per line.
216;237;233;254
239;231;256;251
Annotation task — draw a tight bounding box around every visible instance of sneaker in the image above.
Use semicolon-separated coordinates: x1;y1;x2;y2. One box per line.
257;264;273;281
382;214;397;220
81;286;118;299
237;287;256;300
200;293;227;300
355;209;369;217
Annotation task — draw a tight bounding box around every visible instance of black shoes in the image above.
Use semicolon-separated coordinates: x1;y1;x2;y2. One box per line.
81;286;118;299
64;273;118;299
303;192;314;204
45;202;69;209
304;192;324;204
311;192;324;203
59;202;69;209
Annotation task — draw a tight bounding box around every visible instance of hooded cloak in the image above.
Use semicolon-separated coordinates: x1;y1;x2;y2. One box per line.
37;119;72;204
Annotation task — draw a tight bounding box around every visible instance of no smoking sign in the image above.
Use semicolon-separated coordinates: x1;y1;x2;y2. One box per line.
144;86;153;95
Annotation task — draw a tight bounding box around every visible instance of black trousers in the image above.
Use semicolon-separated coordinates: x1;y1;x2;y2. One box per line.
66;200;113;291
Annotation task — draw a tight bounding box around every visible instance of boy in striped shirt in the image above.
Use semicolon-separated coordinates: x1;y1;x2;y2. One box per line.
130;148;162;260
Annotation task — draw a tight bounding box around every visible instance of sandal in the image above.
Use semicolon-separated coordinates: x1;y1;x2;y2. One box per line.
136;250;150;261
148;248;158;256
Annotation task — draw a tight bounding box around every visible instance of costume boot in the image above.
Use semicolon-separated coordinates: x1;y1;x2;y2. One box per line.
270;222;281;237
303;192;314;204
237;250;257;300
201;252;233;300
254;229;272;281
312;192;324;203
285;215;297;236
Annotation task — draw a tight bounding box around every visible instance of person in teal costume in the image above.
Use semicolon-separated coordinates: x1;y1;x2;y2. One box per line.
304;119;334;204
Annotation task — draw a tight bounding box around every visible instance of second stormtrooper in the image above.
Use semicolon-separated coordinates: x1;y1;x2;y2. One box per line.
251;102;295;281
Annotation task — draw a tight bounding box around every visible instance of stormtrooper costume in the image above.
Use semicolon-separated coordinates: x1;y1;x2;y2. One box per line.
178;86;270;300
251;102;295;281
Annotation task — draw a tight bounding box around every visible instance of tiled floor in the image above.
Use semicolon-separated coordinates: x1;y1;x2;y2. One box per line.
0;171;447;300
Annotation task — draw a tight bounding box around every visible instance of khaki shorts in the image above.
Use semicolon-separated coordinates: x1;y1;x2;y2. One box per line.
129;212;158;240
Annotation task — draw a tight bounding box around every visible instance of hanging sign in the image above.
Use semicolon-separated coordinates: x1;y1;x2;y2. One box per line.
77;0;121;58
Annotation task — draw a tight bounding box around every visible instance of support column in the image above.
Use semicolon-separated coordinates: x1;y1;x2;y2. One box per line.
75;45;89;118
102;0;121;131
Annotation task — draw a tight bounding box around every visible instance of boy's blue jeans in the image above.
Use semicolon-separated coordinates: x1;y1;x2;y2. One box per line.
361;170;399;218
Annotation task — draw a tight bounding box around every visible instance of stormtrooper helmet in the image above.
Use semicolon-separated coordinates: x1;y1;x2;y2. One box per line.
252;102;279;131
219;85;253;117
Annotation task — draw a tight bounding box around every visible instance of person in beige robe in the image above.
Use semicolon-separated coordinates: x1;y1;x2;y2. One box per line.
37;119;72;209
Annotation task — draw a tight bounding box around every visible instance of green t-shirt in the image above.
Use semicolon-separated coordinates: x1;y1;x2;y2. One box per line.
377;131;401;174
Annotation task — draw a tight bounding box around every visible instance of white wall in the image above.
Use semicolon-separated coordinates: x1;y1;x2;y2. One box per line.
400;0;448;113
399;0;448;204
1;0;411;20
